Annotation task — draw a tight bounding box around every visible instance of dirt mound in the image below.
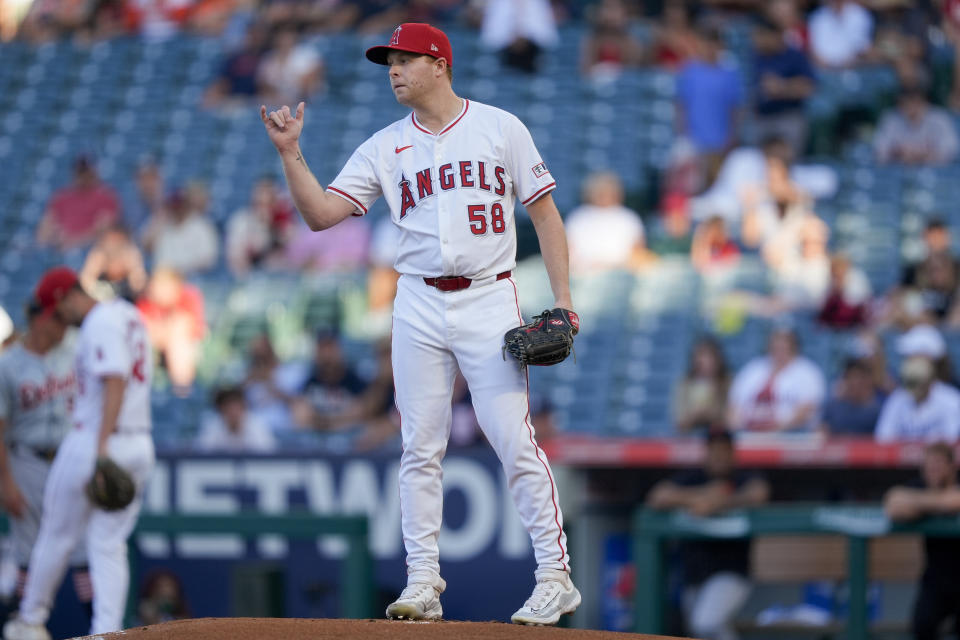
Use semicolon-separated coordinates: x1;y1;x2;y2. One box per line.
71;617;689;639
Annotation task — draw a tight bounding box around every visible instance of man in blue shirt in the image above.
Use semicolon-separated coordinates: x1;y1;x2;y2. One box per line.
820;359;884;436
752;17;815;157
676;25;744;178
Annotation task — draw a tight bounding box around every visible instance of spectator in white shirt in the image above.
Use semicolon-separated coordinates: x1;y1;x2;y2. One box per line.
125;0;192;41
874;86;960;166
225;176;294;277
876;325;960;443
142;186;220;276
565;172;653;274
694;136;837;246
808;0;874;68
196;386;278;453
763;213;831;311
257;26;324;106
728;327;827;432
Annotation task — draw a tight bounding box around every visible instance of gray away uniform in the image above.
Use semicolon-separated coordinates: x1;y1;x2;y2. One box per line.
0;338;85;566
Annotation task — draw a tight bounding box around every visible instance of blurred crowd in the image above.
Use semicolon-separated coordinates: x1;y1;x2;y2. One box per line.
2;0;960;453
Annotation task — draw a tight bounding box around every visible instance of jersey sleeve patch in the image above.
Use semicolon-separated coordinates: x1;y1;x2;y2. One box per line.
531;162;550;179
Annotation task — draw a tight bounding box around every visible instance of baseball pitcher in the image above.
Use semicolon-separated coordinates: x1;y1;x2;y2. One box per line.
262;22;580;625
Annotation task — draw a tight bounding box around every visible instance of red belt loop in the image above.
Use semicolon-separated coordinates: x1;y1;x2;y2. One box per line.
423;270;511;292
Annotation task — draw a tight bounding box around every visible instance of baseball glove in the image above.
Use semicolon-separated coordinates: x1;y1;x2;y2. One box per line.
86;457;136;511
503;308;580;367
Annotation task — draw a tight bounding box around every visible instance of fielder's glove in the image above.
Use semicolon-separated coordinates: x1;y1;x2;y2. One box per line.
503;308;580;367
86;457;136;511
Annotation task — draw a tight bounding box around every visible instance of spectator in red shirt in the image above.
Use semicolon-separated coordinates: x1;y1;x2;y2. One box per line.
767;0;808;52
817;253;872;329
137;267;205;393
37;155;120;251
580;0;644;78
691;216;740;274
653;0;699;70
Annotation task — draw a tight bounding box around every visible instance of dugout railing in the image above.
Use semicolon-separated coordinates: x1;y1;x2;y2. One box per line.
632;505;960;639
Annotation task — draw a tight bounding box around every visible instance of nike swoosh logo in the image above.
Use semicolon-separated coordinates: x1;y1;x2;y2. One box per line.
533;590;561;612
395;145;413;154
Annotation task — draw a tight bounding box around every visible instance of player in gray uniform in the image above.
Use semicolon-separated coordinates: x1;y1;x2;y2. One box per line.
0;299;91;620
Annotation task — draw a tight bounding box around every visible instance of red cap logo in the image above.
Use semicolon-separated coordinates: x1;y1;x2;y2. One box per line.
366;23;453;68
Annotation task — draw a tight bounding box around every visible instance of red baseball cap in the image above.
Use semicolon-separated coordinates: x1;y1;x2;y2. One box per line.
366;23;453;68
34;266;79;315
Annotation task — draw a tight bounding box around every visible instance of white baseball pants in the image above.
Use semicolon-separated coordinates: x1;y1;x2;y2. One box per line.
392;274;570;585
18;429;154;634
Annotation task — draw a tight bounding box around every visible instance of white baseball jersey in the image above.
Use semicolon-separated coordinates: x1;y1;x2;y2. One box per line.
0;338;76;450
74;299;152;434
327;99;556;279
728;355;827;431
875;381;960;443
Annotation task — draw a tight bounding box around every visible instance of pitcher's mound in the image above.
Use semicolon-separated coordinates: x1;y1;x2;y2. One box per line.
71;617;690;639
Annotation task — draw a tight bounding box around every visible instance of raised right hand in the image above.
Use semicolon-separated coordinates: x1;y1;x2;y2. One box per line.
1;480;26;519
260;102;306;152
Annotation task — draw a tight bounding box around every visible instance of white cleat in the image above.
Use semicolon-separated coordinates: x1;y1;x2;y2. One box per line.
2;617;51;640
386;578;446;621
511;573;582;626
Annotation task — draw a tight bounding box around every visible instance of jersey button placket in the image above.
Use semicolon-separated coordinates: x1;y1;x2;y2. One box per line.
435;138;452;271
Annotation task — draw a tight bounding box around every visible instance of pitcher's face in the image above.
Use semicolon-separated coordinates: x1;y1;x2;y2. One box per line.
387;51;443;106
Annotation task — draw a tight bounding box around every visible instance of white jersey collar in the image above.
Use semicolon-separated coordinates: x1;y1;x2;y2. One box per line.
411;99;470;137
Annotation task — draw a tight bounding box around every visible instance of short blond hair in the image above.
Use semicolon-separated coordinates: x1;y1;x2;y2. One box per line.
424;54;453;83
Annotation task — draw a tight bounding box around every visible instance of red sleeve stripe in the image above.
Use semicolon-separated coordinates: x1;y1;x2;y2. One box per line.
521;182;557;206
327;187;368;214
